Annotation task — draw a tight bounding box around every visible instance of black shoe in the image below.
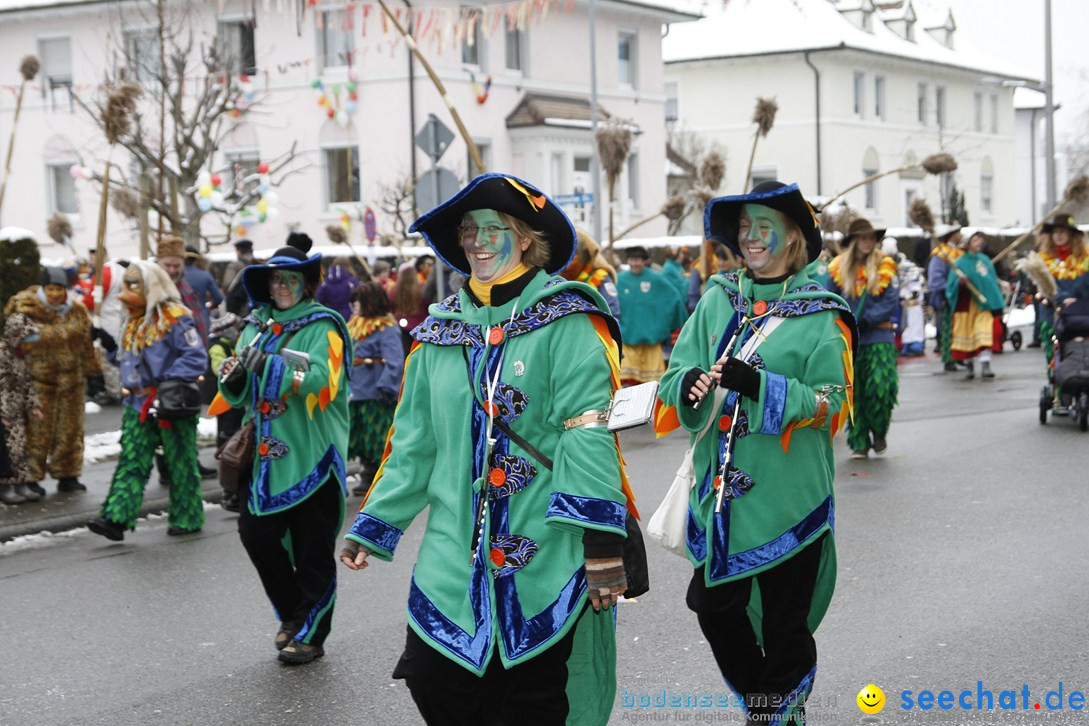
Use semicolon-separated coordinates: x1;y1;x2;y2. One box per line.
278;639;324;665
872;436;887;454
221;491;240;513
198;462;217;480
57;477;87;493
0;485;26;505
88;517;125;541
167;526;201;536
275;622;298;651
965;362;975;380
943;362;958;372
981;362;995;379
27;482;47;497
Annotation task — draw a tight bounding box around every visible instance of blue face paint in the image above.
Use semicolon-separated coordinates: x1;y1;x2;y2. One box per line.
461;209;525;283
740;203;790;276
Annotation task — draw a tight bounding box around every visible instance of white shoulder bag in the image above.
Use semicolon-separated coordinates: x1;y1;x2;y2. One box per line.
646;317;785;557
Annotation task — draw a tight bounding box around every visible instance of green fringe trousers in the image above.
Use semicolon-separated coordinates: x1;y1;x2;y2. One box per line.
940;305;954;365
848;342;899;453
99;406;205;531
348;400;394;467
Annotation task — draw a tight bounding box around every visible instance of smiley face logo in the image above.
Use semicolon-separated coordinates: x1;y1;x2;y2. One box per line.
856;684;885;714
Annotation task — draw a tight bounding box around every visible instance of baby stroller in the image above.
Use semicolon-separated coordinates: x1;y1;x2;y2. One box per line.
1040;299;1089;430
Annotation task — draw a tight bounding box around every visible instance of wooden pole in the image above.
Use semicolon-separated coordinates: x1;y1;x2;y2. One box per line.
0;80;28;223
93;155;113;316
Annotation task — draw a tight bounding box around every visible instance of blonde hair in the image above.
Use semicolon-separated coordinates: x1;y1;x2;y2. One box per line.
843;238;884;295
1040;227;1087;260
780;215;809;274
499;212;552;269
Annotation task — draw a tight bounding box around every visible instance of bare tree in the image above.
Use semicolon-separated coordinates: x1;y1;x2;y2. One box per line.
666;126;727;235
376;173;418;240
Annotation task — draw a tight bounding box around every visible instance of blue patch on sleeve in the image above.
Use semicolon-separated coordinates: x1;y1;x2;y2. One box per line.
347;512;404;553
546;492;626;531
759;372;787;435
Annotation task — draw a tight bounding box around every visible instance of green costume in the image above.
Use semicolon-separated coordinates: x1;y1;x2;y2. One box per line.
662;257;690;300
346;270;628;724
616;267;687;345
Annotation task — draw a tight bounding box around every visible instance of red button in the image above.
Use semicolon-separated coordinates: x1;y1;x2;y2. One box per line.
260;401;271;414
752;300;768;316
718;415;732;431
713;475;722;490
484;401;499;417
489;327;505;345
272;323;283;335
258;443;269;456
489;548;505;567
489;468;507;487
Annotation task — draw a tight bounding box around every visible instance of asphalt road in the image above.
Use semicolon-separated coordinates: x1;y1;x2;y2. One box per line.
2;347;1087;726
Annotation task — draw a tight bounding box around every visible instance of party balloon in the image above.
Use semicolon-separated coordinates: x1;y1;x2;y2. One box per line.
326;108;335;119
210;173;222;187
310;78;321;89
345;101;357;114
335;110;349;126
257;162;269;174
210;191;225;206
199;184;213;198
264;190;280;205
266;207;280;220
235;226;247;236
241;217;256;227
258;183;270;195
69;164;83;179
197;197;213;212
349;91;358;101
197;171;211;186
347;80;357;92
257;198;269;214
258;213;267;223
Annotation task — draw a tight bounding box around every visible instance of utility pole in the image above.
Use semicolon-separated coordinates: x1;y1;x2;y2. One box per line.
589;0;603;243
1044;0;1056;211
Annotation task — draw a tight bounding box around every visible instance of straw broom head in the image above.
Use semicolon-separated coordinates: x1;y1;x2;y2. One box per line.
47;212;73;244
662;195;687;223
921;152;957;175
102;83;142;145
111;188;141;220
909;198;936;235
19;55;40;81
1015;251;1058;300
1063;174;1089;204
698;150;726;191
690;185;716;210
753;97;778;137
595;120;633;179
325;224;348;245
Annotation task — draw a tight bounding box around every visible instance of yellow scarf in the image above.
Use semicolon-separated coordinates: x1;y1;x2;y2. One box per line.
468;262;531;306
347;314;396;341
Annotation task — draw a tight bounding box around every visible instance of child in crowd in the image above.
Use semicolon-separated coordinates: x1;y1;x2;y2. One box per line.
208;313;245;511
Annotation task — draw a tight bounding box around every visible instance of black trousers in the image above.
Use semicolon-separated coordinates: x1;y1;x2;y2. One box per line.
238;475;342;646
687;532;827;722
391;609;581;726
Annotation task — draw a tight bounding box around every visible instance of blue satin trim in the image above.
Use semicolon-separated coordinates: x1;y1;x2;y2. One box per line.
294;574;337;643
407;571;493;672
686;505;707;563
759;372;787;435
263;354;287;400
253;445;346;513
771;665;816;722
347;512;405;553
708;496;833;583
496;567;586;659
546;492;626;532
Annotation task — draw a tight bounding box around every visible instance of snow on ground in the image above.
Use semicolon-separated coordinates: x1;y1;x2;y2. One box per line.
83;430;122;464
84;401;101;415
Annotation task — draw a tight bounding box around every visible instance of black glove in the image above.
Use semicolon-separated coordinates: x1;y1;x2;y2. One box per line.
93;327;118;354
219;357;246;394
238;346;269;375
721;357;761;400
86;373;106;398
680;367;708;408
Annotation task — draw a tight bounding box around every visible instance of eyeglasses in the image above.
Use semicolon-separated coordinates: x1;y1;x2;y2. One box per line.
269;272;299;288
457;224;511;240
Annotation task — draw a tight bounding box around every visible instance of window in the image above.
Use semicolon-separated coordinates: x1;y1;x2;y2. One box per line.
218;20;257;76
468;140;491;177
974;91;983;132
319;9;355;70
39;36;72;92
461;10;486;70
990;93;999;133
224;150;261;199
47;163;78;214
573;156;591;173
618;32;636;87
917;82;928;125
664;80;679;123
980;157;994;215
935;86;946;128
853;71;864;118
626;153;640;209
124;29;161;86
874;75;885;120
325;146;360;204
505;26;525;72
862;147;880;212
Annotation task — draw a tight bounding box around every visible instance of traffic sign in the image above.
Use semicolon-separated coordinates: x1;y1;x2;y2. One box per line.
415;114;455;163
555;193;594;206
416;167;460;213
363;207;377;242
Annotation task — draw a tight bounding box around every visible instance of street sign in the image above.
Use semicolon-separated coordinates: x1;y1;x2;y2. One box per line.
416;167;460;213
415;114;455;163
363;207;377;242
555;193;594;206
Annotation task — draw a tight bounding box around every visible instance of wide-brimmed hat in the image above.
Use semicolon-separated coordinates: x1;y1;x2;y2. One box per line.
408;173;576;275
241;232;323;306
704;181;823;263
933;224;961;242
844;218;886;245
1042;209;1081;234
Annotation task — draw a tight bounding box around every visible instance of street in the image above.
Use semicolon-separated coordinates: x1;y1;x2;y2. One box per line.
2;346;1087;725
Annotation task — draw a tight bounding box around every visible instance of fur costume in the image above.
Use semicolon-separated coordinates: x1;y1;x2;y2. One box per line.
3;285;100;482
0;314;43;486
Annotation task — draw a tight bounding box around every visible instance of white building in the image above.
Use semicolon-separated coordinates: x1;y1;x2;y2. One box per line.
663;0;1037;234
0;0;699;261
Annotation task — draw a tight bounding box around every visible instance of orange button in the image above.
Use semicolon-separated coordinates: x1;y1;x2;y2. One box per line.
489;327;505;345
258;443;269;456
484;401;499;417
752;300;768;316
489;548;505;567
260;401;271;414
272;322;283;335
489;468;507;487
718;415;732;431
713;475;722;490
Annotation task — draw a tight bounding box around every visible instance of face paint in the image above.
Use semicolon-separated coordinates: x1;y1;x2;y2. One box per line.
43;284;68;307
459;209;526;284
269;269;305;310
739;203;791;277
119;267;147;312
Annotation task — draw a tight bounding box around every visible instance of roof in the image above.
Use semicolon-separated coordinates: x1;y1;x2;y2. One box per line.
506;93;614;129
663;0;1035;83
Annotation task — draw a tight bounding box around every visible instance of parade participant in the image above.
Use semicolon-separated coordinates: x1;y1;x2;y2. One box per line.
3;266;101;496
207;313;245;512
340;173;635;726
184;245;224;334
662;246;690;301
218;232;351;666
617;246;687;385
946;232;1005;380
391;261;429;353
0;314;43;504
372;259;395;296
346;281;404;497
927;225;964;372
222;238;255;291
559;229;621;320
1037;211;1089;361
316;258;358;322
657;181;855;725
87;261;208;540
826;218;899;458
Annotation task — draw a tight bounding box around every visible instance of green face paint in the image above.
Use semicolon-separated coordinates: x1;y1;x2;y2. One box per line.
739;203;790;277
459;209;524;283
269;269;305;309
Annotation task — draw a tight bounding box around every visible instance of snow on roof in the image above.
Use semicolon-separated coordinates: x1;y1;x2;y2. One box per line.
0;226;37;242
612;0;702;21
663;0;1034;82
1013;86;1046;110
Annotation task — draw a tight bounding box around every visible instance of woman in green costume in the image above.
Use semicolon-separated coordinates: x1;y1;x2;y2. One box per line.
657;181;856;725
218;232;351;666
340;174;636;726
